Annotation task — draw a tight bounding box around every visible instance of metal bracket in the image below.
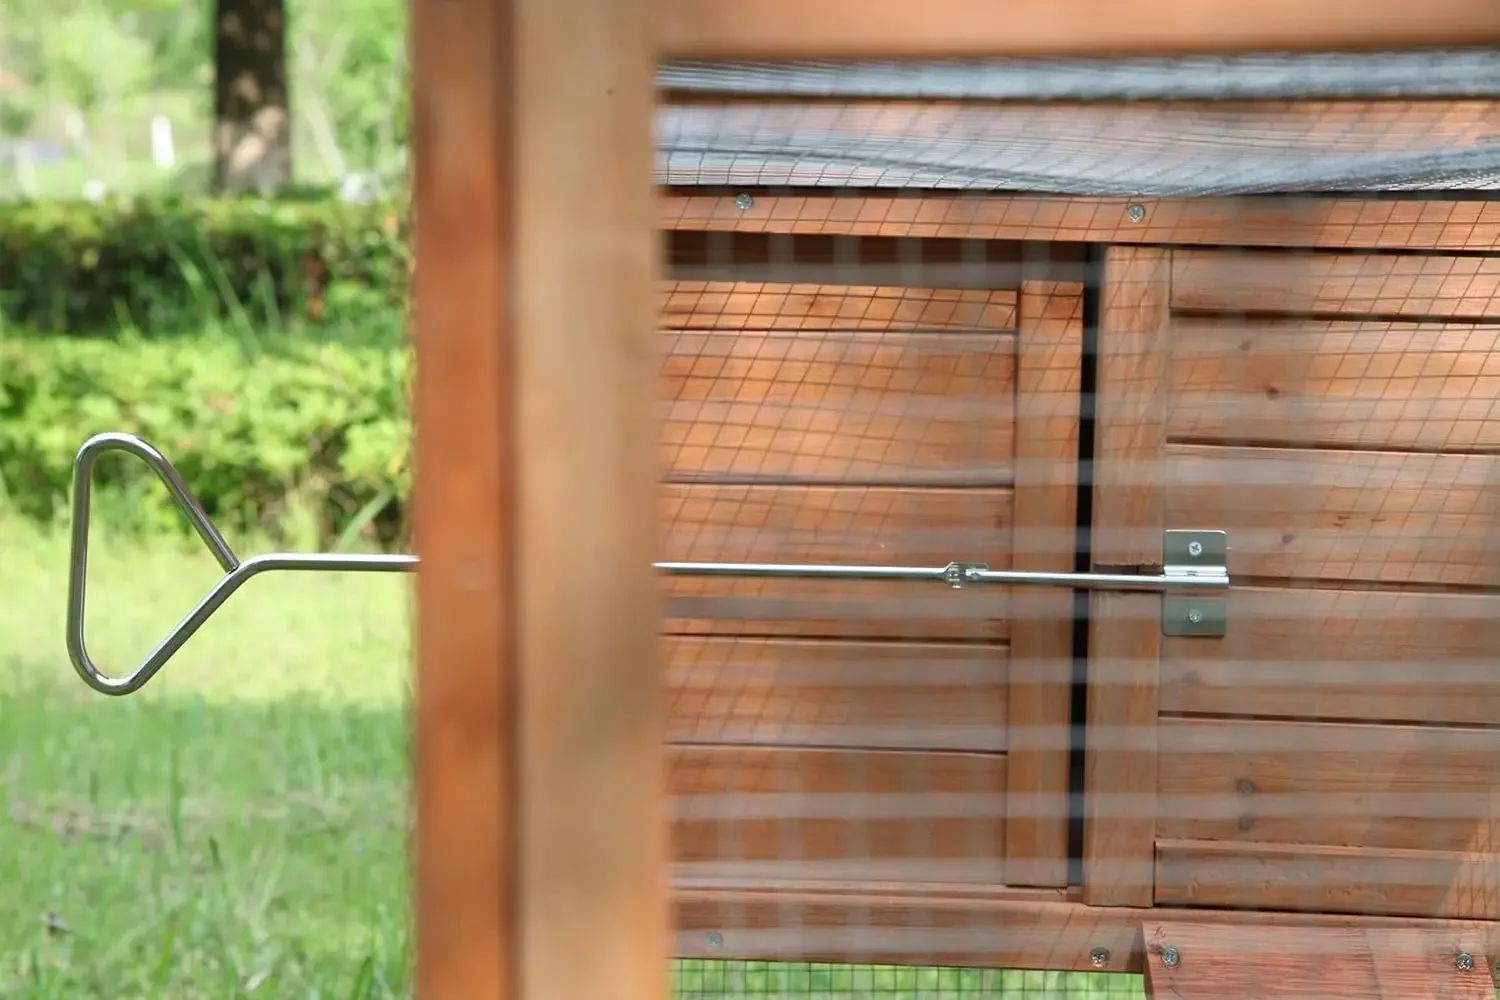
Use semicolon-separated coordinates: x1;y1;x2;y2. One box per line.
1162;529;1228;638
65;432;1232;696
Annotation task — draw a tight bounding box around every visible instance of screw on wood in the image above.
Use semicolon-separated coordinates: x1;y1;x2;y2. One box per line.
734;193;754;211
1161;946;1180;968
1126;203;1147;223
1456;952;1474;972
706;933;724;949
1089;947;1110;967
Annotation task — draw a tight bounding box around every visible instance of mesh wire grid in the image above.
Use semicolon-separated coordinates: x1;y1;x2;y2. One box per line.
657;52;1500;1000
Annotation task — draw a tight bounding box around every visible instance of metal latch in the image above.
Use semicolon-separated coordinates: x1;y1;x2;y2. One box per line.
1161;529;1229;638
65;432;1231;696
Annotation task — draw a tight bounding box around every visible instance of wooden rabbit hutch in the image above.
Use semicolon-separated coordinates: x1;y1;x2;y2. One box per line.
651;49;1500;993
61;5;1500;1000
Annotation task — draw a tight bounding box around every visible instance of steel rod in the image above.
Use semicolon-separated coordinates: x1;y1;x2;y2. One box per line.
64;432;1228;696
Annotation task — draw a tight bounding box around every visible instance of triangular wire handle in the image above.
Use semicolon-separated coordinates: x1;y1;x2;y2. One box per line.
66;432;418;697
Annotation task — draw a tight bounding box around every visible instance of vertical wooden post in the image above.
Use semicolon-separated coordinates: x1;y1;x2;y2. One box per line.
1006;280;1084;888
1083;247;1169;907
410;0;661;998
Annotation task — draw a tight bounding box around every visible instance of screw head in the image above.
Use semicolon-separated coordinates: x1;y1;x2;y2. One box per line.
1457;953;1474;972
1126;203;1147;223
1186;609;1203;624
706;932;724;949
1089;947;1111;967
1187;540;1204;557
1161;946;1180;968
734;193;754;211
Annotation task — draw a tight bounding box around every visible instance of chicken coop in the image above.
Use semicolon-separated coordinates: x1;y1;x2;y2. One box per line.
62;4;1500;1000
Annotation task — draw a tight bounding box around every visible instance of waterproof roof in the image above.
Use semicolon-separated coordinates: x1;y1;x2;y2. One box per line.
657;51;1500;194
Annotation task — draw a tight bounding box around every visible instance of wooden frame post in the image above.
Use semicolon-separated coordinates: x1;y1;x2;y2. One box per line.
411;1;661;999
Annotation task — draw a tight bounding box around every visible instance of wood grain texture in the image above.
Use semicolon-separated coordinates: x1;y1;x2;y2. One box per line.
1173;251;1500;321
1155;839;1500;921
410;0;511;995
1005;281;1082;888
1162;445;1500;587
1160;588;1500;725
672;887;1500;979
664;637;1009;752
672;746;1007;886
1167;319;1500;452
661;484;1017;640
1157;718;1500;855
661;282;1018;332
1085;248;1168;908
513;2;662;1000
1141;920;1492;1000
662;193;1500;253
661;328;1017;486
657;0;1500;58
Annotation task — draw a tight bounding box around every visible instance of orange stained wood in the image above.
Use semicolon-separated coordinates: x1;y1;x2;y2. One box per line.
1084;247;1169;907
656;0;1500;58
664;637;1010;753
674;887;1500;981
661;193;1500;253
1141;920;1493;1000
1166;319;1500;452
410;0;512;994
412;0;660;998
1172;251;1500;320
1155;840;1500;922
671;746;1008;886
1004;281;1083;888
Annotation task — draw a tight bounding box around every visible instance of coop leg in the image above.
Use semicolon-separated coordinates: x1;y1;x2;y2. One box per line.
1140;919;1492;1000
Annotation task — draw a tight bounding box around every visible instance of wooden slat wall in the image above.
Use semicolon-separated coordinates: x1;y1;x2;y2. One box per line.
662;239;1076;892
1144;247;1500;921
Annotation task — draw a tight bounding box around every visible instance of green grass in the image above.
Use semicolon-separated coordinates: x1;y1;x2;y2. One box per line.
0;516;1142;998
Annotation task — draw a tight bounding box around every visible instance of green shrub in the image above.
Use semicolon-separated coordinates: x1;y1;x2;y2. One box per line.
0;195;409;336
0;336;411;549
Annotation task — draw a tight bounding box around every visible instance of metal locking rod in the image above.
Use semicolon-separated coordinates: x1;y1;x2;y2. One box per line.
65;432;1228;697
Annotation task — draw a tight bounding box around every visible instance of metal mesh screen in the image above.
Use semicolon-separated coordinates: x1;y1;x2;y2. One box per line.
658;60;1500;1000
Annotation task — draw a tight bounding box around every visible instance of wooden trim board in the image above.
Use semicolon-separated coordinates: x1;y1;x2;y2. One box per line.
657;0;1500;59
410;0;662;999
673;885;1500;983
662;193;1500;253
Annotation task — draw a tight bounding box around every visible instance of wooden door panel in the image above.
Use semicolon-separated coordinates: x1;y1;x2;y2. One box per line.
660;253;1081;899
1087;244;1500;921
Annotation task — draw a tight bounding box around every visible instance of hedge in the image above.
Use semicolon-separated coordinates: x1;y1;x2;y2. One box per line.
0;336;411;549
0;195;409;336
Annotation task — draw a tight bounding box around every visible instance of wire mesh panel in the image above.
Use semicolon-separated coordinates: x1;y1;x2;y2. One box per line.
657;52;1500;1000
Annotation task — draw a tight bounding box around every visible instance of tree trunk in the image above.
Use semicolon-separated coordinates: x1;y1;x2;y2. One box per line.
214;0;291;194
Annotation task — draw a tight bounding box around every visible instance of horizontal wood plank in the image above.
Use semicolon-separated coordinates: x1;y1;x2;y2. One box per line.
671;745;1007;885
1155;839;1500;921
662;282;1018;331
1156;718;1500;854
1173;251;1500;321
1159;588;1500;725
1167;319;1500;451
662;194;1500;254
1142;919;1492;1000
662;329;1016;485
658;0;1500;59
1159;444;1500;587
665;637;1008;752
671;886;1500;977
662;484;1016;639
